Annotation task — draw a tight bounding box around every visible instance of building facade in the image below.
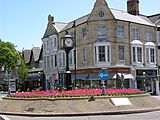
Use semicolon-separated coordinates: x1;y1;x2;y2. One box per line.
42;15;67;90
23;47;45;91
42;0;159;94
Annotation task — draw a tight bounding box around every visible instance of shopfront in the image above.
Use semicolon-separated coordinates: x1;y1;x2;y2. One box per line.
136;69;158;94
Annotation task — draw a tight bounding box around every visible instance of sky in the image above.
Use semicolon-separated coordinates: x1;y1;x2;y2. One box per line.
0;0;160;51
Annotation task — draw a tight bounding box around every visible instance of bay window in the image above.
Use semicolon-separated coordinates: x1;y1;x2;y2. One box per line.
94;43;111;63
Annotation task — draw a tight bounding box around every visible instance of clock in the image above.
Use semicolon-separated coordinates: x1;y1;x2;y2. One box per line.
64;38;73;47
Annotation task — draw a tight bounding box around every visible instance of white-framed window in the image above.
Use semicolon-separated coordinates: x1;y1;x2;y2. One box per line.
132;28;140;39
132;46;143;63
118;45;125;60
146;30;152;41
146;48;155;64
117;25;124;37
97;25;107;38
82;27;87;39
82;47;87;62
94;43;111;63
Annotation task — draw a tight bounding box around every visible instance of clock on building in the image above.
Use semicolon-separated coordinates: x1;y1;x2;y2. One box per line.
64;38;73;47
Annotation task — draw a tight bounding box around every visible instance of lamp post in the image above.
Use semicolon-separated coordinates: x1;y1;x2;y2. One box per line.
62;31;74;90
142;71;146;91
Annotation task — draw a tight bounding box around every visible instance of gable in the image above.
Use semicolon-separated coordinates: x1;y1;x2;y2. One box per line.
43;15;58;38
88;0;114;22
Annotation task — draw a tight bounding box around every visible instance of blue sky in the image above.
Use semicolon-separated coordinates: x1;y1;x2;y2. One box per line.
0;0;159;51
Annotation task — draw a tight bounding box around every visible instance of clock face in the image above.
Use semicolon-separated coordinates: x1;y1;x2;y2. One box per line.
64;38;73;47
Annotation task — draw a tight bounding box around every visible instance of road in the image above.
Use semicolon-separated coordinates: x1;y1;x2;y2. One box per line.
1;111;160;120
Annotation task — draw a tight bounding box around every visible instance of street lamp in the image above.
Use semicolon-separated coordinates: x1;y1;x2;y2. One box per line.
142;71;146;91
62;31;74;90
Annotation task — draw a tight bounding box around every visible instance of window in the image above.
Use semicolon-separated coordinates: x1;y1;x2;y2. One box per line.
43;57;46;68
132;46;143;63
59;52;65;67
137;47;142;62
132;47;136;62
82;27;87;39
146;31;152;41
69;50;74;65
94;44;111;63
117;25;124;37
54;38;57;48
47;56;50;68
98;46;105;61
51;55;54;67
146;48;155;63
118;45;125;60
82;47;87;62
98;11;105;17
55;54;57;67
150;48;155;63
132;28;140;39
97;25;107;38
158;31;160;42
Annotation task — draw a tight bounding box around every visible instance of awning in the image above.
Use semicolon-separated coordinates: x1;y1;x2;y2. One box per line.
28;73;41;78
113;73;134;79
72;74;89;80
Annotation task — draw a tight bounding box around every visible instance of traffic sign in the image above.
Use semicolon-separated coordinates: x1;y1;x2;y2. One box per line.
98;69;109;81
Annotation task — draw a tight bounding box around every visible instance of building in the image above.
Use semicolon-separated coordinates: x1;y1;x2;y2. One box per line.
148;14;160;95
42;0;159;94
42;15;67;90
23;47;45;91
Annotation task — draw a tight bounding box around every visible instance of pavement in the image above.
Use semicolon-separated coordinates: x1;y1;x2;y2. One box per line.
0;93;160;117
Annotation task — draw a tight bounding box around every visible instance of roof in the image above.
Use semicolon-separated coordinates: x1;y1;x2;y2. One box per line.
23;50;32;64
148;14;160;23
32;47;41;62
110;8;154;26
23;47;42;64
53;22;68;32
61;8;154;31
62;14;90;31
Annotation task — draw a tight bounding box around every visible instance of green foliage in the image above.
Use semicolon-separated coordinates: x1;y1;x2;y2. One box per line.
16;52;28;81
0;40;28;81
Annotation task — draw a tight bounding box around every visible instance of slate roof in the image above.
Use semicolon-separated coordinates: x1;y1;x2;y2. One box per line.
32;47;41;62
23;47;42;64
62;8;154;31
23;50;32;64
111;8;154;26
148;14;160;25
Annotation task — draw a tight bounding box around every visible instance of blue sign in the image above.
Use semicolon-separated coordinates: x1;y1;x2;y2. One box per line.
98;69;109;81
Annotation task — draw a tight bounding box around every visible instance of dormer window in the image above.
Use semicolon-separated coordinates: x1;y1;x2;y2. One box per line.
98;11;104;17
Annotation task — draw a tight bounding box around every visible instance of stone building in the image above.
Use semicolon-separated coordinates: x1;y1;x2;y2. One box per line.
42;15;67;90
23;47;45;91
42;0;159;94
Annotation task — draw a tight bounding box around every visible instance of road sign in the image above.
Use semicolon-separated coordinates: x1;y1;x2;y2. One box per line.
98;69;109;81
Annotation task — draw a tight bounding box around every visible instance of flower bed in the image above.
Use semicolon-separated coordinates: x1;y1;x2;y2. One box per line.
10;88;142;98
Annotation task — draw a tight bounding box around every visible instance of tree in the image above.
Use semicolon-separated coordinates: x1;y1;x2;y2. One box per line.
0;41;18;72
0;41;28;80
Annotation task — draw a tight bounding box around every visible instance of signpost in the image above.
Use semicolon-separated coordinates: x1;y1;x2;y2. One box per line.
98;69;109;95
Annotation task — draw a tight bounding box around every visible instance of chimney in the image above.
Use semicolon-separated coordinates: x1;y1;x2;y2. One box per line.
127;0;139;15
